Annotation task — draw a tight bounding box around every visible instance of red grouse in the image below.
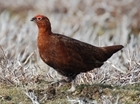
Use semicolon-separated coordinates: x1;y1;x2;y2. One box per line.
31;15;123;91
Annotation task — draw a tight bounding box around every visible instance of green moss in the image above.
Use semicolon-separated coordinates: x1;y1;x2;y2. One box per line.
0;85;30;104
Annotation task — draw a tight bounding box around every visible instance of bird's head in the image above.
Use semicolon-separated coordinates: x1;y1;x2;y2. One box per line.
31;15;51;33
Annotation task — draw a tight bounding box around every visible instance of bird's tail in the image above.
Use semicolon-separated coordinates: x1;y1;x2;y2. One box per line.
104;45;123;54
101;45;124;61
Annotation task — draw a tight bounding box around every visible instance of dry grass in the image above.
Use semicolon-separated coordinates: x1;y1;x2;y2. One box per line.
0;0;140;103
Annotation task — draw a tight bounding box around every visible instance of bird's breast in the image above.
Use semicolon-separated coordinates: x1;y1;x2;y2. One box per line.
37;34;61;67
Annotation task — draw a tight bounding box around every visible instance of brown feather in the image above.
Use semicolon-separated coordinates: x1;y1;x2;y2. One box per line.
31;15;124;81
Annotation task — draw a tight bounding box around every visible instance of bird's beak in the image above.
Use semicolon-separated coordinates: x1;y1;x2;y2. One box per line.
31;17;36;21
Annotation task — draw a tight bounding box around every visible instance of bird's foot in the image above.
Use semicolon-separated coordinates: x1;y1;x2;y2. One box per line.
49;79;67;87
67;84;76;92
67;79;76;92
48;78;76;92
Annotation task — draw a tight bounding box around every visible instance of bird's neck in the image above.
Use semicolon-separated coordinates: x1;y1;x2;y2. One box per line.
37;23;52;35
38;28;52;35
37;29;52;51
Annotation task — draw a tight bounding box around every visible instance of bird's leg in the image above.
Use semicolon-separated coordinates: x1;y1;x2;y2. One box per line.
65;75;77;92
50;78;68;86
67;79;76;92
50;75;77;92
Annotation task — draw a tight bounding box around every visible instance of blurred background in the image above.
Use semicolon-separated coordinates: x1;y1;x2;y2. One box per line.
0;0;140;85
0;0;140;103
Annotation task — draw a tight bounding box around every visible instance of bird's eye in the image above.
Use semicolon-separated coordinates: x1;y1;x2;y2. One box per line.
37;17;42;21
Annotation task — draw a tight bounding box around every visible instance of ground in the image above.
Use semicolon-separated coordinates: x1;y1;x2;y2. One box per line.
0;82;140;104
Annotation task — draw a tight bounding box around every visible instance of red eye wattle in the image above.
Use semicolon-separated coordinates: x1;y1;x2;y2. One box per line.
37;17;42;21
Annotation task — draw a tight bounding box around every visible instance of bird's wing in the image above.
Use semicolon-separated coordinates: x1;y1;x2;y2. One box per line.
56;34;105;69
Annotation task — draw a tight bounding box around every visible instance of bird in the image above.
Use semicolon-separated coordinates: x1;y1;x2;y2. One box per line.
31;15;124;91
